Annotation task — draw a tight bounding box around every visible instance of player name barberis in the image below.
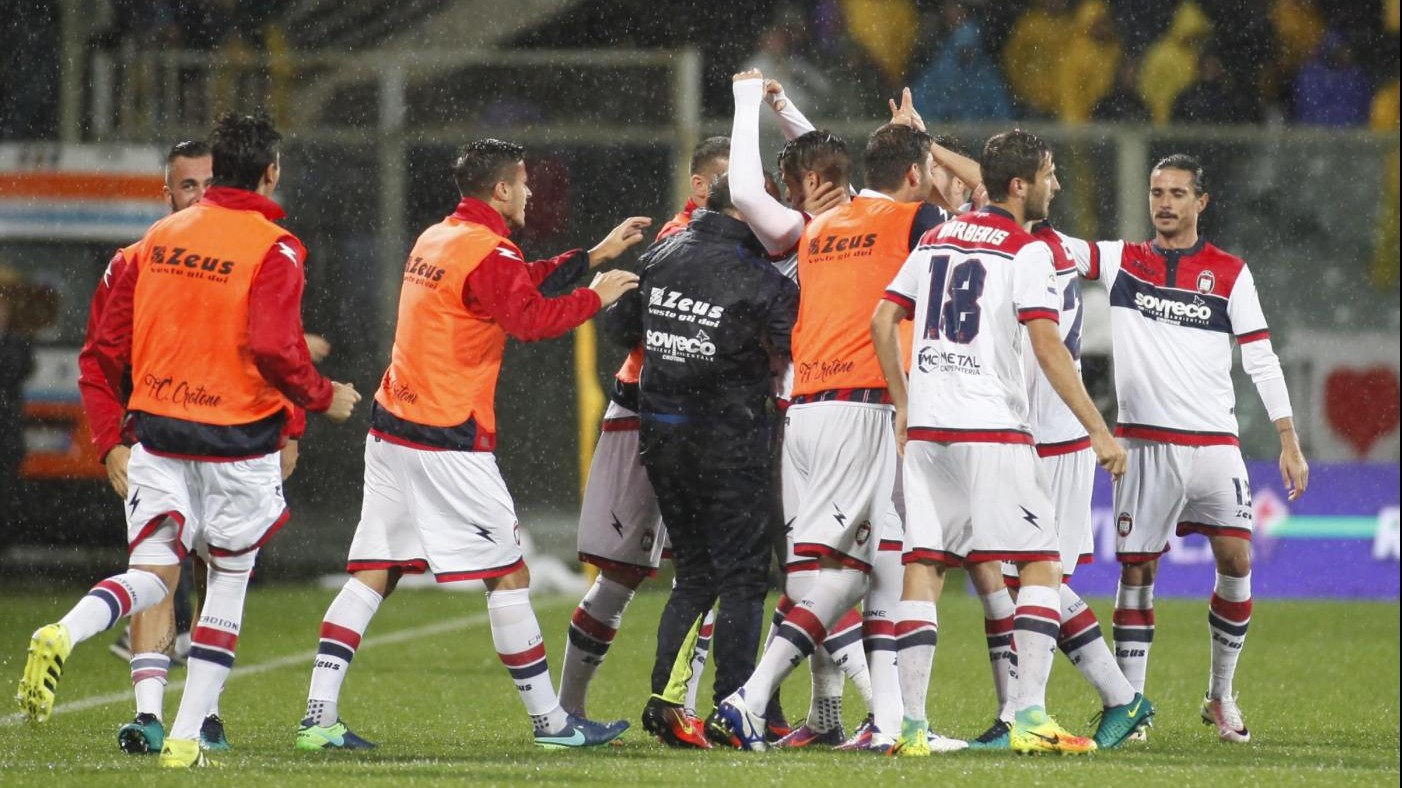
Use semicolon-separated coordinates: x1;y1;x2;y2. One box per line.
932;221;1011;247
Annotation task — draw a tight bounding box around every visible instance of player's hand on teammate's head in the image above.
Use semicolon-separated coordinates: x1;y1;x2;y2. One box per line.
326;381;361;423
104;444;131;499
806;180;846;215
1280;446;1309;501
589;217;653;266
970;183;989;210
589;269;640;307
888;87;926;132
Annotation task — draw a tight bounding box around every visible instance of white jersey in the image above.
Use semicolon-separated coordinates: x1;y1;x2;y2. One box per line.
1024;223;1090;454
1065;237;1287;445
884;207;1060;444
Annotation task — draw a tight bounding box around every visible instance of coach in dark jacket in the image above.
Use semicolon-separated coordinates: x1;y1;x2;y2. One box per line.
605;174;797;725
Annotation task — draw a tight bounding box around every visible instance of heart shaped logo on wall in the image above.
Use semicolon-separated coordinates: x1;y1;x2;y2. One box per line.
1324;366;1401;457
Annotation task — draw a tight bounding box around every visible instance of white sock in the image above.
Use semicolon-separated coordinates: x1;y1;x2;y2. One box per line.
821;607;872;709
738;568;866;707
487;587;568;733
895;600;938;722
1011;585;1060;713
305;578;382;727
807;644;844;733
978;588;1016;721
683;609;715;712
864;549;901;737
60;570;168;644
1057;585;1135;708
130;652;170;719
169;565;249;740
1113;581;1155;694
1208;573;1252;700
559;575;635;716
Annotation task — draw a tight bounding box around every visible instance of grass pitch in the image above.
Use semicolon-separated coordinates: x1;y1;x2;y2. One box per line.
0;581;1396;786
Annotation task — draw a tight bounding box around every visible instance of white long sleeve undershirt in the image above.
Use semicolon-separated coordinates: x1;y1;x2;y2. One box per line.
730;78;807;256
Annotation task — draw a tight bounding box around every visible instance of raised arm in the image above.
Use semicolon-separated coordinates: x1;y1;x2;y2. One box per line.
763;79;817;140
731;71;809;256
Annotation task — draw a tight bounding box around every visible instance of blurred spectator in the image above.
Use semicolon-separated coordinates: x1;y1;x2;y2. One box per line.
1093;57;1152;122
1293;31;1373;126
0;268;36;524
910;1;1013;122
1002;0;1078;117
1111;0;1177;56
748;24;836;113
841;0;919;89
1139;1;1213;125
1057;0;1121;124
1199;0;1279;119
1174;48;1257;124
1270;0;1326;77
1390;0;1400;32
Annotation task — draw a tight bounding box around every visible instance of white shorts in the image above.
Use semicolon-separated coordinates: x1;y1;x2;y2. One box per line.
577;402;666;575
780;451;902;573
126;444;287;566
1114;439;1253;563
346;434;522;582
783;401;897;572
1004;447;1095;582
902;441;1059;567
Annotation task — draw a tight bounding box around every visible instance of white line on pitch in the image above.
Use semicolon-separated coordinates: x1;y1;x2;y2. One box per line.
3;599;566;727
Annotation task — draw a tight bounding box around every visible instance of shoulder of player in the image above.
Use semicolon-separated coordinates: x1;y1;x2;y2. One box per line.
1184;241;1250;296
916;211;1039;256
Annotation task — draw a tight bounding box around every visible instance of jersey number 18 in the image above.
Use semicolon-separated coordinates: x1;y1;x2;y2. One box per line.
923;255;987;344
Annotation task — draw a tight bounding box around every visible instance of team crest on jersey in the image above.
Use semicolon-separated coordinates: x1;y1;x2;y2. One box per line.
1116;513;1133;537
854;521;872;546
640;528;655;552
1196;270;1216;294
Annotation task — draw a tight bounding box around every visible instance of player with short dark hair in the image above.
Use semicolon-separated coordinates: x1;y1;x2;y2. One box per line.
605;171;798;757
559;134;734;748
76;139;229;756
21;111;361;769
713;95;956;754
298;138;650;751
874;130;1122;757
1066;153;1308;744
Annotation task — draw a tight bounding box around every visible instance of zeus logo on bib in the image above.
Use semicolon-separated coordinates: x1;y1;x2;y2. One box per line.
648;287;726;321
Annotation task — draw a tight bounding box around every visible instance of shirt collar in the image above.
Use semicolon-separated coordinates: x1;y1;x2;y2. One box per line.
856;188;894;202
1151;236;1207;257
980;205;1018;223
201;186;286;221
451;197;511;236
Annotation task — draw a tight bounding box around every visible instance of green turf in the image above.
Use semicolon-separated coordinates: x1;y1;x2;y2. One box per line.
0;582;1396;786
